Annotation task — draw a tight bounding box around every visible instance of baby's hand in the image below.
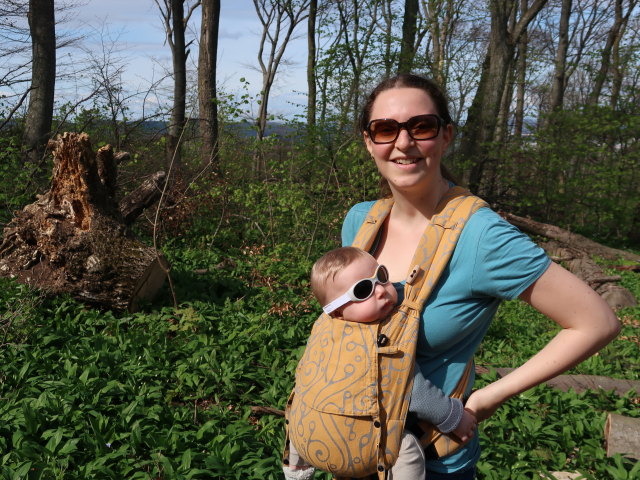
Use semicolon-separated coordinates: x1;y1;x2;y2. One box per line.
452;409;477;443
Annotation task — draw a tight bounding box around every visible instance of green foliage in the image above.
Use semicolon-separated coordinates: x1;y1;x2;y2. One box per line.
0;134;50;225
1;224;638;478
0;279;314;478
494;106;640;245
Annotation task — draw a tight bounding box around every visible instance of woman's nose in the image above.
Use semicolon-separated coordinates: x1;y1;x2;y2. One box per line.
394;128;415;149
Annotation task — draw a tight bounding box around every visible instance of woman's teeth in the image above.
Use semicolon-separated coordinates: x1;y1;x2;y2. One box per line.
393;158;419;165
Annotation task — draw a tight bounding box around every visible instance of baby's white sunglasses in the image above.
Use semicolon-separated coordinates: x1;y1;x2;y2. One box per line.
323;265;390;315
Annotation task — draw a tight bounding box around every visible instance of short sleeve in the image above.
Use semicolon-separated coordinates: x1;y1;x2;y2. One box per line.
468;209;551;300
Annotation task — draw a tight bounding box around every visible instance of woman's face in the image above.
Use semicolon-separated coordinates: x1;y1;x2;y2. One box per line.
364;87;453;195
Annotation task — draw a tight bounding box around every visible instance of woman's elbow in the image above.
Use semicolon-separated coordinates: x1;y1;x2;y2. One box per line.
598;308;621;345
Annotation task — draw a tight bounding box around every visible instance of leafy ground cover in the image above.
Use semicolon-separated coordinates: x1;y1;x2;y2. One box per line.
0;207;638;479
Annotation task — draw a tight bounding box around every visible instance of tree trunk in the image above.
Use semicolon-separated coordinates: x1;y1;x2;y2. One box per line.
167;0;187;171
513;0;528;138
588;0;631;106
23;0;56;165
546;0;572;116
398;0;419;74
460;0;513;192
307;0;317;129
198;0;220;169
608;0;637;108
0;133;168;312
459;0;548;194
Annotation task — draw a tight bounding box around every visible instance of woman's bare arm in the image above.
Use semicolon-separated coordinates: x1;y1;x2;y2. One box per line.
465;262;620;422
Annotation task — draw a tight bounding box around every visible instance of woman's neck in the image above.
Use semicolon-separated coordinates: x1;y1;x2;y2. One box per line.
388;175;451;222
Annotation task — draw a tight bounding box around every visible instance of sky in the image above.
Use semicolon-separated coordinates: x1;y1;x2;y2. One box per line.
66;0;309;119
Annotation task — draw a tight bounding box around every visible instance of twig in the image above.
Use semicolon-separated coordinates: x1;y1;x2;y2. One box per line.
250;405;285;417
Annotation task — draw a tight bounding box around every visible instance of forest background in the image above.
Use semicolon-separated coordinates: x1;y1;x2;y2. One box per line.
0;0;639;478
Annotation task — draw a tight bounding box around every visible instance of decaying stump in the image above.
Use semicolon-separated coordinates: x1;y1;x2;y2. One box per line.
503;213;639;310
0;132;168;311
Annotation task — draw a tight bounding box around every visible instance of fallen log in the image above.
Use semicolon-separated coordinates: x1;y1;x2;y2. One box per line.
119;170;166;225
543;242;638;310
0;132;168;312
501;215;638;310
503;212;640;263
604;413;640;460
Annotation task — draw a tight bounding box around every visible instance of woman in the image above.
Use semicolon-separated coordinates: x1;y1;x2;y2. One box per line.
340;74;620;478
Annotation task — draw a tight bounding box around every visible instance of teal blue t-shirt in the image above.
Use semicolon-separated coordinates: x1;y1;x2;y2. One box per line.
341;201;551;473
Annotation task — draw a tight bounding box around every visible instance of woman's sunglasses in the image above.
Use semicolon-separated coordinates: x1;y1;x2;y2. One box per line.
323;265;390;315
366;114;444;144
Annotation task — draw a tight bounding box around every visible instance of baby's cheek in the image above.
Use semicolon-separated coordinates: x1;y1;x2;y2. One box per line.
389;286;399;304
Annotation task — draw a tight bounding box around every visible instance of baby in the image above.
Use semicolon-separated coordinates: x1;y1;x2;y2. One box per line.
284;247;476;479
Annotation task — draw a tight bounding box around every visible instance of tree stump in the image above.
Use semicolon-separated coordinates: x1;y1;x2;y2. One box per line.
0;132;168;311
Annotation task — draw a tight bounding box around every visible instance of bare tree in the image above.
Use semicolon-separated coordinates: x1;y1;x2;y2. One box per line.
334;0;380;124
155;0;201;172
588;0;637;106
0;1;31;96
198;0;220;169
610;2;639;107
253;0;310;144
23;0;56;165
417;0;475;89
377;0;397;77
459;0;548;195
534;0;608;110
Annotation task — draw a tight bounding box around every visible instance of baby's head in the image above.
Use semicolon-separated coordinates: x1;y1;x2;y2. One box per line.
311;247;398;323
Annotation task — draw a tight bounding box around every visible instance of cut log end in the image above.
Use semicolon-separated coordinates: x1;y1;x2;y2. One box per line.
604;413;640;460
128;254;169;312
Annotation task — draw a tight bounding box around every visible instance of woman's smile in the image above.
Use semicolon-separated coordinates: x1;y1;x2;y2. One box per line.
391;157;422;165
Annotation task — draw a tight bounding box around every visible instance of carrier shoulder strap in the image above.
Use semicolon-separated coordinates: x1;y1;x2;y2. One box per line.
352;186;486;312
341;187;487;476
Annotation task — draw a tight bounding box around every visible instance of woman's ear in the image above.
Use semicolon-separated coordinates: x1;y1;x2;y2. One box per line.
442;123;454;150
363;131;375;157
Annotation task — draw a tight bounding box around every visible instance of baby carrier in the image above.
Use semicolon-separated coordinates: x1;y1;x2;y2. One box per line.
283;187;487;479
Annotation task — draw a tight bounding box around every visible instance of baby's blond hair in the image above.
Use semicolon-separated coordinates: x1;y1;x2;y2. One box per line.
310;247;370;306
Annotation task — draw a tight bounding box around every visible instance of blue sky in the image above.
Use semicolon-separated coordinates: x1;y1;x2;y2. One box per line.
67;0;309;119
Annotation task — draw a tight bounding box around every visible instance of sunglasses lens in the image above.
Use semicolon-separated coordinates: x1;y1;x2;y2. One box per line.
377;265;389;283
409;115;440;140
352;279;374;300
369;120;399;143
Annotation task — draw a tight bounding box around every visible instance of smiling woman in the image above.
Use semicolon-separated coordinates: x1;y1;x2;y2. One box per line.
332;73;619;479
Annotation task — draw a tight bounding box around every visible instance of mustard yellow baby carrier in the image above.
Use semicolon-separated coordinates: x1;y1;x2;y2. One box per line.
284;187;487;479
